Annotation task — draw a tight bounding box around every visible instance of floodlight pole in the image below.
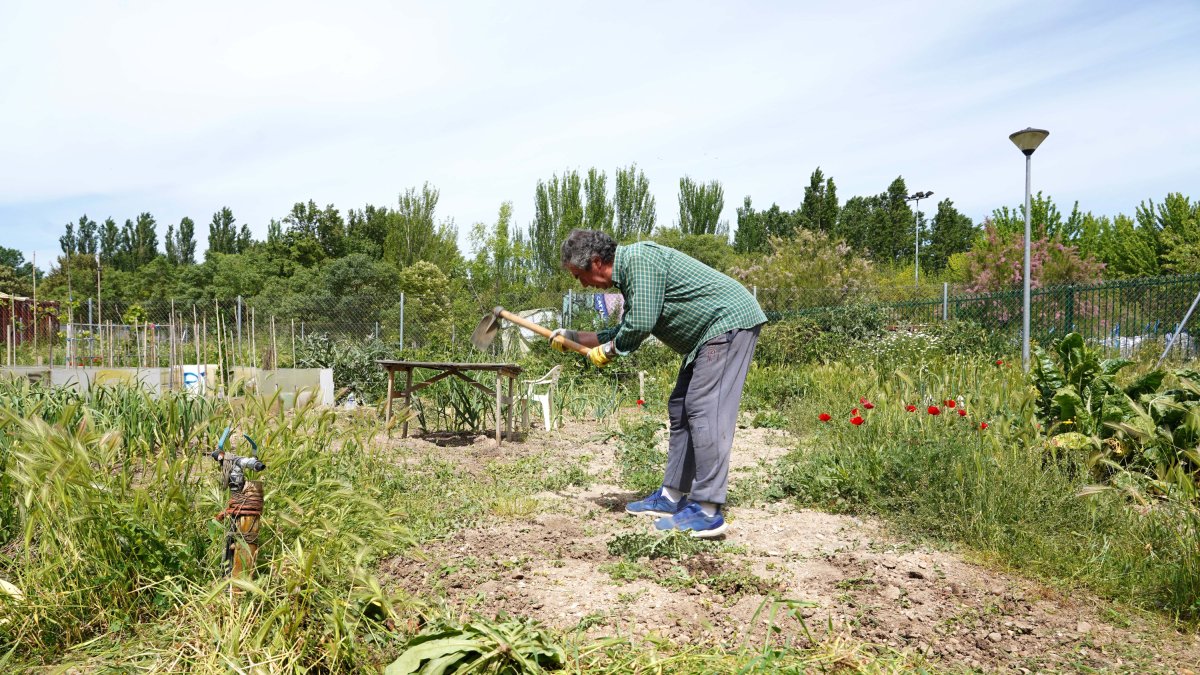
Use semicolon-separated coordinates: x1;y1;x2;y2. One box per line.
905;191;932;287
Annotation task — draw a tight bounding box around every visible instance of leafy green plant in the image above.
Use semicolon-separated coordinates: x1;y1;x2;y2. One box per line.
606;531;718;561
295;333;393;403
385;617;565;675
1096;369;1200;503
1031;332;1163;439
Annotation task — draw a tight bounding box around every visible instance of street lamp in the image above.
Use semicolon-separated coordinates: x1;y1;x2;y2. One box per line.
905;190;933;286
1009;127;1049;372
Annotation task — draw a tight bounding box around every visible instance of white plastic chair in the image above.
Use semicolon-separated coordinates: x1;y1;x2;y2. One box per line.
522;365;563;431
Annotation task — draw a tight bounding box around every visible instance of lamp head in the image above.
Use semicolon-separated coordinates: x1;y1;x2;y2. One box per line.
1009;128;1049;156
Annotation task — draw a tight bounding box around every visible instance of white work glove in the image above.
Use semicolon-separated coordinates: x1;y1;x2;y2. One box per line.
548;328;579;352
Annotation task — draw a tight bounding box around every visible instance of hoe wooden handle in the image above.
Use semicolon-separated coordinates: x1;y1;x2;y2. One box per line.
497;309;591;356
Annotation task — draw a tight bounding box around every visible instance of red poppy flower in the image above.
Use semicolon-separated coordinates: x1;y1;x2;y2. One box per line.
979;422;988;430
945;400;956;408
818;413;832;422
636;399;644;406
850;416;864;426
995;359;1004;366
957;408;967;417
863;402;875;409
905;404;917;413
851;408;859;415
860;397;869;404
928;406;941;415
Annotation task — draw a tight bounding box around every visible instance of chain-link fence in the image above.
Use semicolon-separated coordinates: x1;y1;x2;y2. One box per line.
6;273;1200;369
0;287;578;369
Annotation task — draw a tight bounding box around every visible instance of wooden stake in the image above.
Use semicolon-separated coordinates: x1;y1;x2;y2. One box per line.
290;319;295;368
194;305;201;383
271;315;277;370
214;300;223;394
250;307;257;370
170;301;176;390
31;251;37;363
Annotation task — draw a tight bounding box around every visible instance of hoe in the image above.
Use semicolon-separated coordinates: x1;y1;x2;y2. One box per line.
470;306;589;356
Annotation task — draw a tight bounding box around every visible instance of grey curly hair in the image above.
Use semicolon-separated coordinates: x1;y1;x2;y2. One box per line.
560;229;617;270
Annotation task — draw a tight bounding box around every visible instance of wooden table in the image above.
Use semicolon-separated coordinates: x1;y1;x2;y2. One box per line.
377;360;523;445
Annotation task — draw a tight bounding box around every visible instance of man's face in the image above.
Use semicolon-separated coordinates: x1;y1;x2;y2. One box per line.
566;257;611;289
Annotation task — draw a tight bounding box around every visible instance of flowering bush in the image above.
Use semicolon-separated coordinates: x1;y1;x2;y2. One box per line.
962;224;1104;294
732;230;873;311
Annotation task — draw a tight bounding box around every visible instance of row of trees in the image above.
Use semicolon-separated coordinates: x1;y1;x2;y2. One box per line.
3;165;1198;314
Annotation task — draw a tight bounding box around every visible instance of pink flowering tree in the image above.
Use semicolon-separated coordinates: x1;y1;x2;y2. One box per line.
960;223;1105;326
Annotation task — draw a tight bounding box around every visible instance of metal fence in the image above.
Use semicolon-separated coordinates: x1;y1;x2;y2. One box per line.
5;273;1200;368
768;274;1200;362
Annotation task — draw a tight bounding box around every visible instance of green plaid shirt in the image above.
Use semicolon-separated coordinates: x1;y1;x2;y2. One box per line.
596;242;767;365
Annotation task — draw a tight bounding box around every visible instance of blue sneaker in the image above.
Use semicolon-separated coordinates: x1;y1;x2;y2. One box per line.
654;501;727;538
625;488;686;517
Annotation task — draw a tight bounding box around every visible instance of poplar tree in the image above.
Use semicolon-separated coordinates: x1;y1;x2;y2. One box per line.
208;207;239;256
582;168;614;233
677;176;725;236
797;168;839;234
613;163;655;239
530;170;583;279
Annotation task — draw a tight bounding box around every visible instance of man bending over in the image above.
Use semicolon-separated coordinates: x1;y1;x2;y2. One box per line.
552;229;766;538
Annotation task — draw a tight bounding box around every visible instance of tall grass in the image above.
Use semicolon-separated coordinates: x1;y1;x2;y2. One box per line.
0;383;415;670
776;356;1200;620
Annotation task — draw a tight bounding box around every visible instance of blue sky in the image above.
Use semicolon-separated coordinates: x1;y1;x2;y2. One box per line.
1;0;1198;270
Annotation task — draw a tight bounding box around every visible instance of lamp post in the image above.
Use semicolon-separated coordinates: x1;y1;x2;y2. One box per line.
905;191;933;286
1009;127;1049;372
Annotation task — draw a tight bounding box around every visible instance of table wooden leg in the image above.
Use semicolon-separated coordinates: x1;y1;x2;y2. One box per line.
495;372;502;446
506;376;514;437
385;369;394;425
402;368;413;438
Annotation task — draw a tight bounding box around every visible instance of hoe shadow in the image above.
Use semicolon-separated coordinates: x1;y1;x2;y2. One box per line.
589;490;643;513
419;430;528;447
420;431;477;448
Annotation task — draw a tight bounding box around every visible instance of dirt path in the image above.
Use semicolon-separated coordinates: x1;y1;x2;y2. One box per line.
380;419;1200;673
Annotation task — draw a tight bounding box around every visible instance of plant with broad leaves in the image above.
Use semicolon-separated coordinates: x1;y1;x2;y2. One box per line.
384;616;565;675
1031;332;1163;440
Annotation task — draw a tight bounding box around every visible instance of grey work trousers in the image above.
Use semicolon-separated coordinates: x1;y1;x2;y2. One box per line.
663;325;761;505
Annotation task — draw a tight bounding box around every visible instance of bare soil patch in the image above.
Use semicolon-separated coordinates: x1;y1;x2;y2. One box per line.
380;417;1200;673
